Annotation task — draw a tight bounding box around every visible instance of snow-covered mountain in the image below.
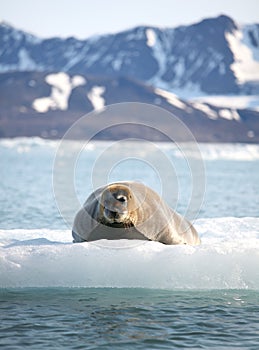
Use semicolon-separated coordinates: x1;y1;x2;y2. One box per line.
0;71;258;142
1;15;259;97
0;15;259;142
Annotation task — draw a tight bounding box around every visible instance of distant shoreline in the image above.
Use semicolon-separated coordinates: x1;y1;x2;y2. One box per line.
1;135;259;144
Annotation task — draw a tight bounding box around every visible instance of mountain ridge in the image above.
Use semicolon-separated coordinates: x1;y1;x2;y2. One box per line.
0;15;259;142
1;15;259;96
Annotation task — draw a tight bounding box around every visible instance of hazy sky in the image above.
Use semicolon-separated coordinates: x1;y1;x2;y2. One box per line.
1;0;259;39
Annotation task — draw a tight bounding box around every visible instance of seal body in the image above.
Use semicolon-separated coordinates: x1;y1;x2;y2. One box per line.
72;181;200;245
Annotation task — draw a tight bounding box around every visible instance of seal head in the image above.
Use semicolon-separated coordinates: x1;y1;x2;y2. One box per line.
99;184;135;227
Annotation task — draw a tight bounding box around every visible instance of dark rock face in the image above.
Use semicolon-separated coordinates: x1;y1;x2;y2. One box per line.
0;71;258;143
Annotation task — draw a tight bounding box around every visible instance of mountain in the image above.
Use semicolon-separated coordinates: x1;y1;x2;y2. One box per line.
0;71;258;142
1;15;259;96
0;15;259;142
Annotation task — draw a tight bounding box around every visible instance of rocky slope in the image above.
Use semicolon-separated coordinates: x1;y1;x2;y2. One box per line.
0;71;258;142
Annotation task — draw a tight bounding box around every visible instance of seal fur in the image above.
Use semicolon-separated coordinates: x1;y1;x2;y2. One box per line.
72;181;200;245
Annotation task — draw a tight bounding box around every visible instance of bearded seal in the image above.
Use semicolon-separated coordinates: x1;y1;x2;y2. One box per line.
72;181;200;245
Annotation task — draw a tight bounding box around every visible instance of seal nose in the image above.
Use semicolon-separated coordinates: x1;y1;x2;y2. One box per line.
117;195;127;203
113;193;127;203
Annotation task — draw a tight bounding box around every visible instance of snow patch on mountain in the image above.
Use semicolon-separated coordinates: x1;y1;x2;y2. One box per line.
33;97;54;113
191;102;218;120
243;24;259;61
226;29;259;83
146;29;156;47
154;88;188;110
219;109;240;121
112;54;124;71
71;75;86;87
18;48;39;71
148;31;173;89
193;95;259;111
0;47;41;72
33;73;86;113
87;86;106;111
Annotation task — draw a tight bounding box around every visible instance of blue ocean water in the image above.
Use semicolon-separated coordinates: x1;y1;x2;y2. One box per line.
1;288;259;349
1;138;259;349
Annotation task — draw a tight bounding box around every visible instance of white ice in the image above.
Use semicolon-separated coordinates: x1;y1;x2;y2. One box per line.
1;218;259;289
1;137;259;161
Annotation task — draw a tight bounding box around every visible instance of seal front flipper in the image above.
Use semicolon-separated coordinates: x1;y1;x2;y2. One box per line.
72;230;85;243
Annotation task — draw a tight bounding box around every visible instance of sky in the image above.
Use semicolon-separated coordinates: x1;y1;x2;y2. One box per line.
1;0;259;39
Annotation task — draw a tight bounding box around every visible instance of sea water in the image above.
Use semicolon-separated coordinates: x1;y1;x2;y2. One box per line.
1;138;259;349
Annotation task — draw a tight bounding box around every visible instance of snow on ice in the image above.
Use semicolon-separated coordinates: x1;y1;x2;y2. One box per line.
0;218;259;289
